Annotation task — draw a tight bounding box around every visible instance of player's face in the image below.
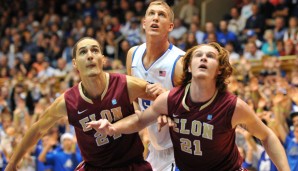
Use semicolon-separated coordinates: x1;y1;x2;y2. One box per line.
188;45;221;80
73;39;104;77
62;139;73;151
143;4;173;37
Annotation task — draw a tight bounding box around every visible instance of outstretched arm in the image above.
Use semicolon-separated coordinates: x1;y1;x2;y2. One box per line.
232;98;290;171
5;95;67;171
87;91;170;135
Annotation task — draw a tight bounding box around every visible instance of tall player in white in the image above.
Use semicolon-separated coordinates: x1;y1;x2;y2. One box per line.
126;1;185;171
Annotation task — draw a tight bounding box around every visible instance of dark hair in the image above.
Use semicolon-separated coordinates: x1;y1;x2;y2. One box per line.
72;37;101;59
180;42;233;92
291;112;298;120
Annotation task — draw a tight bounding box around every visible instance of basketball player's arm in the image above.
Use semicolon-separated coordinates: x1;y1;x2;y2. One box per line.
126;46;137;76
173;57;184;87
126;46;150;158
232;98;290;171
126;46;142;111
126;75;155;103
87;91;171;135
5;95;67;171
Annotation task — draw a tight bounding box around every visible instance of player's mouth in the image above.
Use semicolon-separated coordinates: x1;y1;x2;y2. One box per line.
198;64;207;70
86;64;96;68
150;23;159;29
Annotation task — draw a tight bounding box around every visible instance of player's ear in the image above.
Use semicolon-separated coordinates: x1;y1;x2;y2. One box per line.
188;66;191;72
143;19;146;30
72;58;77;70
169;22;174;32
217;67;222;75
102;55;107;65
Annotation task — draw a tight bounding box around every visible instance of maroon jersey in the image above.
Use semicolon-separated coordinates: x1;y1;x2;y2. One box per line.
64;73;144;168
168;84;243;171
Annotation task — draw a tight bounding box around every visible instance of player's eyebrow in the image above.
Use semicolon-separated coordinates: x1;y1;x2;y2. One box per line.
78;45;100;51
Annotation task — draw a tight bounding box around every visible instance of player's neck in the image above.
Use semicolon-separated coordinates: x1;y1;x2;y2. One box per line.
189;81;217;103
145;40;170;60
81;73;107;99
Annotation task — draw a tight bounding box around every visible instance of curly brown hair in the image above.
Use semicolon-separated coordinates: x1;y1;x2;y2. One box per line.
180;42;233;92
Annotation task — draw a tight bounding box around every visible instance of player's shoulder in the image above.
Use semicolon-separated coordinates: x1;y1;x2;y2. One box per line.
171;44;186;55
128;44;145;57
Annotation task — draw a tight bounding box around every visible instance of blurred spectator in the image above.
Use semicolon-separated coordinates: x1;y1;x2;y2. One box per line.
203;21;218;43
179;0;199;27
258;0;275;27
243;4;265;40
184;32;198;50
276;40;286;56
284;39;296;55
283;16;298;44
228;7;246;36
189;23;204;44
246;30;263;48
38;132;82;171
244;41;264;60
169;18;187;40
261;29;279;56
0;56;10;79
54;58;69;78
272;0;289;19
204;32;218;43
240;0;253;20
32;52;46;74
62;37;75;66
120;11;135;37
273;16;286;41
70;19;86;41
118;40;130;66
133;0;146;20
225;41;241;62
37;60;56;79
103;31;116;58
126;17;142;46
288;0;298;17
217;19;238;46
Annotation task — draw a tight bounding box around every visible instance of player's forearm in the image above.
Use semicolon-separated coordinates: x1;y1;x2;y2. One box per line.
9;123;44;166
262;133;290;171
113;112;149;134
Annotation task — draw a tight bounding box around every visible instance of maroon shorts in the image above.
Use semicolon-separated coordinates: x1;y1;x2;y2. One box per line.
75;160;152;171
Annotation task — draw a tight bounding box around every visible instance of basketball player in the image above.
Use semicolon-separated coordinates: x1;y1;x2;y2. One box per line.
126;1;185;170
87;42;290;171
5;37;153;171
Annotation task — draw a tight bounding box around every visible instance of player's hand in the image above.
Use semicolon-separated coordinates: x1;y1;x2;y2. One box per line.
86;119;115;136
157;115;175;132
4;163;18;171
146;83;166;98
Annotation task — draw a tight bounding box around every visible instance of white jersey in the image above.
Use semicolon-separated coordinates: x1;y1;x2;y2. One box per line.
131;43;185;150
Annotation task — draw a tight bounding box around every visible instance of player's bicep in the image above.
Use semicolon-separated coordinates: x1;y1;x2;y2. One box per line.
37;95;67;134
173;57;184;86
126;46;137;75
232;98;270;141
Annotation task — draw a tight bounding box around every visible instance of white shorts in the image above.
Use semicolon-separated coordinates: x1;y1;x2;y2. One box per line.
146;145;175;171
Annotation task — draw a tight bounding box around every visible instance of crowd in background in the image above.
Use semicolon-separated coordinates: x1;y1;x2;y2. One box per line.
0;0;298;170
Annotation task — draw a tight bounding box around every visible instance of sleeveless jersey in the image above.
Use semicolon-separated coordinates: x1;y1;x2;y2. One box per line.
131;43;185;150
167;84;243;171
64;73;144;168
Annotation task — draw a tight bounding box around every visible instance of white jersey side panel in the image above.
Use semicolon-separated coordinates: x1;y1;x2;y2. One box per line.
131;43;185;150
